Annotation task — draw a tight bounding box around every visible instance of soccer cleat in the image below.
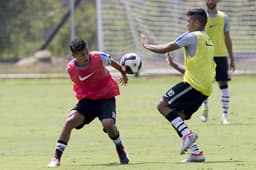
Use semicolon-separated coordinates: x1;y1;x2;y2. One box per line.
221;115;231;125
116;145;129;164
200;107;208;122
180;131;198;155
181;151;205;163
48;158;60;168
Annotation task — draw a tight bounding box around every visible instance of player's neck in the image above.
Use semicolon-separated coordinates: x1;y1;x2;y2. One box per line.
207;8;217;15
75;58;89;67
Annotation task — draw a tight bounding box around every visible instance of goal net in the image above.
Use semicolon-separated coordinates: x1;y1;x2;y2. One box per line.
98;0;256;74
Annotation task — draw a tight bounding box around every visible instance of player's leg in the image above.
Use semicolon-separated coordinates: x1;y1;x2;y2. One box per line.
170;120;204;162
214;57;231;125
164;83;207;162
200;99;208;122
101;118;129;164
158;82;200;155
218;81;230;125
171;124;204;162
99;98;129;164
158;99;198;155
181;142;205;162
48;110;85;167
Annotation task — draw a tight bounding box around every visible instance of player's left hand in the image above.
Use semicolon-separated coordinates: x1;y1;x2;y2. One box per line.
165;53;174;66
229;59;235;72
119;66;128;86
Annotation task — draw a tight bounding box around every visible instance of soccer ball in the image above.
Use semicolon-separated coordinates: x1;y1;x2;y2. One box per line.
120;53;142;74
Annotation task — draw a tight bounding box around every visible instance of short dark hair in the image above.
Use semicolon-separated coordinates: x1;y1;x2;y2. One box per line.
186;8;207;28
69;39;87;53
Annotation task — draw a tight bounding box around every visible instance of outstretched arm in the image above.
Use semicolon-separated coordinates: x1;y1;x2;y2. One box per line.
140;34;180;53
166;53;185;74
110;59;128;85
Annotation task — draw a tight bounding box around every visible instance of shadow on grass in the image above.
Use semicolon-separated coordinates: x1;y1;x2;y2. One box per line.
80;161;165;167
198;122;256;127
226;123;256;126
65;160;244;168
176;160;244;164
203;160;244;164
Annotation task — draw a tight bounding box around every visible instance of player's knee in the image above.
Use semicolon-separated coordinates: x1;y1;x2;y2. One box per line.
179;112;189;120
157;102;164;113
157;100;169;115
102;119;115;132
65;111;82;128
218;81;228;88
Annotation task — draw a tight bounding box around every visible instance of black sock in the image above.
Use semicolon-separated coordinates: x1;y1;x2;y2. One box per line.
109;133;122;146
55;140;67;159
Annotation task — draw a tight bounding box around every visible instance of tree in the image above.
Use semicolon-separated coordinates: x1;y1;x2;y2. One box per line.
0;0;97;59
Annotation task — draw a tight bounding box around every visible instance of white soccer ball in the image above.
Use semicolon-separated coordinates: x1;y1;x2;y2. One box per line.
120;53;142;74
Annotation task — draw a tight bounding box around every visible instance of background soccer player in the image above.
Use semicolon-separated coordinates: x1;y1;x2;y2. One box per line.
140;8;215;162
200;0;235;125
48;39;129;167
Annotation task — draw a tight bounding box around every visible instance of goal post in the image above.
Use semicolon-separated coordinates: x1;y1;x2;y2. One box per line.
97;0;256;73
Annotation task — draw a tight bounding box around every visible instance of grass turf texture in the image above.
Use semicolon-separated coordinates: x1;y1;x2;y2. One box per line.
0;75;255;170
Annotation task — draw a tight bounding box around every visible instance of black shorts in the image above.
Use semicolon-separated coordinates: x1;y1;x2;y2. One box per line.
162;82;208;120
214;57;231;81
72;97;116;129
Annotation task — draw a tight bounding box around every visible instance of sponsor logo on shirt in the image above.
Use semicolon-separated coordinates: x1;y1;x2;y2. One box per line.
79;72;95;81
209;24;216;28
205;41;213;46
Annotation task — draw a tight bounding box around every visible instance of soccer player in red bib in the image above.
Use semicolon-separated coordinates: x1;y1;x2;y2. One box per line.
48;39;129;167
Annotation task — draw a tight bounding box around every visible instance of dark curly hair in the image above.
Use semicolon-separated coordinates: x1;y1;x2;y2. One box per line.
69;39;88;54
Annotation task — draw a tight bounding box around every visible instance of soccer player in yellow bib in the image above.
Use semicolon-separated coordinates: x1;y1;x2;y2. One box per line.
140;8;215;162
200;0;235;125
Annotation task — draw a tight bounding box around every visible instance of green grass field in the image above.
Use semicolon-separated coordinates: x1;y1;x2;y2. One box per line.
0;75;255;170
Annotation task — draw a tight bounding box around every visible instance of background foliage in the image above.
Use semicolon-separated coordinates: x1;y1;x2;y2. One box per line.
1;0;255;68
0;0;96;59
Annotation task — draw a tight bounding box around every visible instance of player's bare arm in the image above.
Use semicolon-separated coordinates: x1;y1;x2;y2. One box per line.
165;53;185;74
140;33;180;53
224;31;235;72
110;59;128;85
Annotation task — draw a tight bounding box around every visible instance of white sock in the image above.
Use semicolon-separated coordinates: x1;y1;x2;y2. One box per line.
111;135;122;146
56;142;66;152
203;99;208;109
221;88;230;116
171;117;190;137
